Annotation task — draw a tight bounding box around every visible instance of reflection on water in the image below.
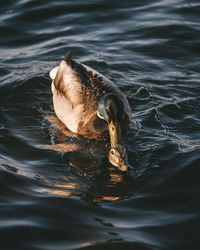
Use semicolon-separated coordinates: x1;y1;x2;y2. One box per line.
38;171;130;203
36;112;132;203
38;176;83;198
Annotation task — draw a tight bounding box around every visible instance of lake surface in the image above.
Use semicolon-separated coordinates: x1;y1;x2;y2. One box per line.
0;0;200;249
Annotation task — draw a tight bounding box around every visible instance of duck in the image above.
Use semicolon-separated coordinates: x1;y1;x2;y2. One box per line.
49;52;132;171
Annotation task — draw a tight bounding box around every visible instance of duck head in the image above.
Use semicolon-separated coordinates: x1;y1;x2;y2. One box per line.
97;93;130;171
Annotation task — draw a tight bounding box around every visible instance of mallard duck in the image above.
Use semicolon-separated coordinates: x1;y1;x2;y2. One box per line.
49;52;131;171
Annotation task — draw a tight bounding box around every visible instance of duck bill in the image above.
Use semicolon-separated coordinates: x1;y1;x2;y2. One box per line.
108;121;123;147
117;158;129;172
108;121;132;171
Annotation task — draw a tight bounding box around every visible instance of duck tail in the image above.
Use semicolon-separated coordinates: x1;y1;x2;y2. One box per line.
63;52;73;68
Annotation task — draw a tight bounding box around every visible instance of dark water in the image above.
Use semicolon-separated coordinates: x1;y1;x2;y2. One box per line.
1;0;200;249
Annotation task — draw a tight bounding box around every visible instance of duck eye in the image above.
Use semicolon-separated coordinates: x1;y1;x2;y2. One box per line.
111;149;115;155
